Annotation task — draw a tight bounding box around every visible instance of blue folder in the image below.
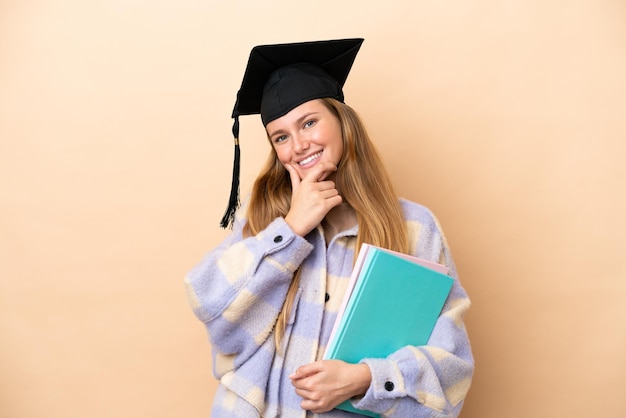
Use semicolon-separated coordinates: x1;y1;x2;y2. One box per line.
323;245;454;417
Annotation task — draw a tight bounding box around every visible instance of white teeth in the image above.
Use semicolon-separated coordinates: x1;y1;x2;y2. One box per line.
298;151;322;165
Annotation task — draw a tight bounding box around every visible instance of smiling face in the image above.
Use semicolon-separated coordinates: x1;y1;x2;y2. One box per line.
266;99;344;180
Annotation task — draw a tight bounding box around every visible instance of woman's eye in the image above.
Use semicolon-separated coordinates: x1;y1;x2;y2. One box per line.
274;135;288;143
304;120;316;128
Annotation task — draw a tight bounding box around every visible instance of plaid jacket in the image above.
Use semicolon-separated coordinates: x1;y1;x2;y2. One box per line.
185;199;474;417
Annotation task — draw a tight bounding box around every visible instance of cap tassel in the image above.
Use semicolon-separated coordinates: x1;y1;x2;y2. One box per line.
220;116;241;229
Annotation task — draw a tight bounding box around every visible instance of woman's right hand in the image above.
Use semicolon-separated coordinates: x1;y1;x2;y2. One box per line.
284;162;342;236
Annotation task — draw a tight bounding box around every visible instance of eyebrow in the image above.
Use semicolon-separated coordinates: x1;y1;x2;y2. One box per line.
267;111;320;138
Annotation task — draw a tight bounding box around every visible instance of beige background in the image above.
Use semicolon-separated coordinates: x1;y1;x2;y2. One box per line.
1;1;625;417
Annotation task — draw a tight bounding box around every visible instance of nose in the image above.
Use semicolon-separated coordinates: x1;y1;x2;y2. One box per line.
292;134;310;154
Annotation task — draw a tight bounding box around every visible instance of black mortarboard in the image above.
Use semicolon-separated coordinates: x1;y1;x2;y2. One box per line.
220;38;364;228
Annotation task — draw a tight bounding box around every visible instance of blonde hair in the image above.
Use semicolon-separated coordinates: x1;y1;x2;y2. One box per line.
243;98;409;351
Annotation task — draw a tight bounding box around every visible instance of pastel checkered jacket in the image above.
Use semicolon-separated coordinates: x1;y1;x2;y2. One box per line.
185;198;473;417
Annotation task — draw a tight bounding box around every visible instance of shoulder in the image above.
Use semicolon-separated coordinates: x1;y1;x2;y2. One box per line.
399;198;449;259
399;198;439;227
231;193;252;228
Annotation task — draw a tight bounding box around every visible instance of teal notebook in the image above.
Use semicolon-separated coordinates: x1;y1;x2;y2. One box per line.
323;244;454;417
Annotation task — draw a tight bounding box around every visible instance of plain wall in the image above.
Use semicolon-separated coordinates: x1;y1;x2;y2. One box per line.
1;1;625;417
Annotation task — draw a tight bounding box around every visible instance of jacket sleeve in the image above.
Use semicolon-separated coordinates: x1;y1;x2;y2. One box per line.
352;211;474;418
184;214;313;376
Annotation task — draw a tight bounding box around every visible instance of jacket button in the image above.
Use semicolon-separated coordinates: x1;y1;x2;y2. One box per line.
325;293;330;302
273;235;283;243
384;381;394;392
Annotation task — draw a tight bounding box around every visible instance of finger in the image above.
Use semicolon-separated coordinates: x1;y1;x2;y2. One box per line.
316;164;337;182
318;187;342;205
284;163;301;190
315;162;338;182
293;385;314;397
315;180;339;193
301;161;337;183
289;361;323;381
301;397;332;414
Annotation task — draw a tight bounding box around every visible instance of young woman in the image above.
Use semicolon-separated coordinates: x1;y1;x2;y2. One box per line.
185;39;474;418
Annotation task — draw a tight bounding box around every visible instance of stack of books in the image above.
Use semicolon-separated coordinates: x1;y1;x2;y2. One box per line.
323;244;454;417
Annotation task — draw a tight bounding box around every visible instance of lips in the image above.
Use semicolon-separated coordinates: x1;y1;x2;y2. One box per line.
298;151;323;166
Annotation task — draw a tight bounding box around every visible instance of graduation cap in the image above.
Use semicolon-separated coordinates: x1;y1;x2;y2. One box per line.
220;38;364;228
